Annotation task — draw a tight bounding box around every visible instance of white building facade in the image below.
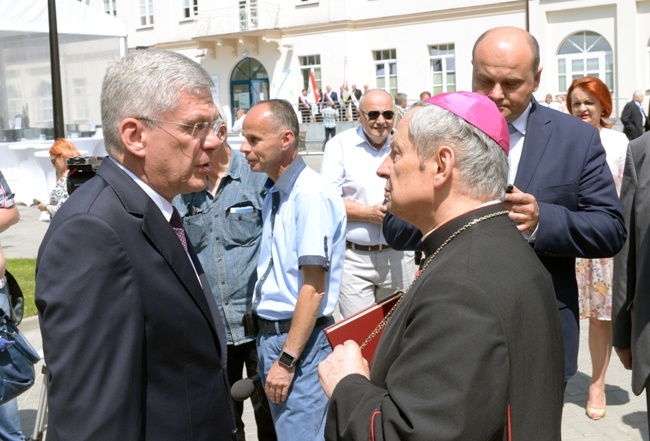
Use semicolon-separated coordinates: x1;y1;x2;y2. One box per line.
86;0;650;123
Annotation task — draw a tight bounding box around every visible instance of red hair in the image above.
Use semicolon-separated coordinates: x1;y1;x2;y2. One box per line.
566;76;613;129
49;138;81;159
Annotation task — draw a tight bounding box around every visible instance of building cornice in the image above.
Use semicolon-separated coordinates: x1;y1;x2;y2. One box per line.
281;1;524;37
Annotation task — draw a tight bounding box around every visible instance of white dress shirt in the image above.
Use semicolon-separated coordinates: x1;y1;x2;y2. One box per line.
320;126;391;245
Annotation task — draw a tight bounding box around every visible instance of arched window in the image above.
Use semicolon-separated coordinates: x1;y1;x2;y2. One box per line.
557;31;613;92
229;57;269;122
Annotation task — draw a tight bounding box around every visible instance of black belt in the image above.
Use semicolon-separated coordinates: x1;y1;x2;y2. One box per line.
256;315;332;335
346;241;391;252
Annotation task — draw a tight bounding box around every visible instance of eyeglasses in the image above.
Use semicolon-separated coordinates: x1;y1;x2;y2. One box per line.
360;109;395;120
137;117;222;140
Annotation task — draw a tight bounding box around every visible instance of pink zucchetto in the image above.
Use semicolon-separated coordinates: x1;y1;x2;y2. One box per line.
425;91;510;154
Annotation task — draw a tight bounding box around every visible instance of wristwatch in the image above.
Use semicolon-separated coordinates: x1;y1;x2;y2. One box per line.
278;351;299;368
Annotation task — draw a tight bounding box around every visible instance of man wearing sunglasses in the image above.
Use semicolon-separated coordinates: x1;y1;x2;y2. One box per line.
321;89;415;318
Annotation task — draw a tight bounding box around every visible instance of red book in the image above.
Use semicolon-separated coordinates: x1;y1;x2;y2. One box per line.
323;291;403;365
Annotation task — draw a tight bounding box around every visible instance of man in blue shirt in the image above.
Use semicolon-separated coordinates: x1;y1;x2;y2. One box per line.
240;99;346;440
175;112;276;441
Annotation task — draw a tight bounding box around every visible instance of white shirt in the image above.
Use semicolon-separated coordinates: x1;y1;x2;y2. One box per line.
506;103;531;185
506;104;535;242
320;126;391;245
231;114;245;134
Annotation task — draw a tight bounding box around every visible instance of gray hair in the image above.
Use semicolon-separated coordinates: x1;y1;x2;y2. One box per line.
408;105;508;201
633;90;645;99
215;102;227;128
395;93;407;106
101;49;214;156
264;99;300;148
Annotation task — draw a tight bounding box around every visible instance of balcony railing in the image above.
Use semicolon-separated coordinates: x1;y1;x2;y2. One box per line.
197;2;281;37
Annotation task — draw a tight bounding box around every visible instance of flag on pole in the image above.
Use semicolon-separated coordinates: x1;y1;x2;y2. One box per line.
308;68;321;103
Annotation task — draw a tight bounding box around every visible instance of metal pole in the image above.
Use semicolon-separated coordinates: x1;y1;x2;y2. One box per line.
48;0;64;139
525;0;530;32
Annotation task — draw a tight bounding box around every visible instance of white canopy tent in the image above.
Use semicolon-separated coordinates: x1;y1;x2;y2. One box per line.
0;1;126;204
0;0;127;41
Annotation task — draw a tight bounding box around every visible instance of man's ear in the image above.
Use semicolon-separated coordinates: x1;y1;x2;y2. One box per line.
120;118;146;158
432;145;455;188
217;124;228;140
280;130;296;151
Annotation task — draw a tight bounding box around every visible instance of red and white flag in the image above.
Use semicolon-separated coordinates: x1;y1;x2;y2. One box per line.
308;68;321;103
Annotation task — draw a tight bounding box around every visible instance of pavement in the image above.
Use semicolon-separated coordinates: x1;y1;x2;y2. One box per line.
3;154;649;439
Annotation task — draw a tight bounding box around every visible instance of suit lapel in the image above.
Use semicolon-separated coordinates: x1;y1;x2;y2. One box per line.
514;101;553;193
96;160;222;340
141;204;221;334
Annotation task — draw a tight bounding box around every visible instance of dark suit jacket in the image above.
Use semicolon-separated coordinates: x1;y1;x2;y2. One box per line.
383;100;626;380
36;159;237;440
613;132;650;394
621;100;650;141
320;91;339;106
328;205;564;440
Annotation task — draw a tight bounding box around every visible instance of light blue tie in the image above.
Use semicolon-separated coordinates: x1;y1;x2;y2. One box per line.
508;123;518;135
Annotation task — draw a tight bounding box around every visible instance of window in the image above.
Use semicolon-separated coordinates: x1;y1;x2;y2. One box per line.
429;44;456;95
104;0;117;16
299;55;321;95
183;0;198;19
72;78;89;123
139;0;154;26
557;31;613;92
647;39;650;89
239;0;258;31
373;49;397;98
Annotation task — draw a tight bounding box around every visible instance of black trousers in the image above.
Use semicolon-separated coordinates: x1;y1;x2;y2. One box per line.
227;341;277;441
323;126;336;150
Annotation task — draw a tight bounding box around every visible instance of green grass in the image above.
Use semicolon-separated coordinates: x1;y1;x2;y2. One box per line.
6;258;37;318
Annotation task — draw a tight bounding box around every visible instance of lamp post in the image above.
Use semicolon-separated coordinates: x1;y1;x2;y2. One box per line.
48;0;64;139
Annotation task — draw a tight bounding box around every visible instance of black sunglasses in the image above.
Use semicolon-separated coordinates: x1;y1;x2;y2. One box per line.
360;109;395;120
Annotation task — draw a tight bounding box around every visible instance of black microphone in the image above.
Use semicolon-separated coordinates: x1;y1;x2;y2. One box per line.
231;374;261;402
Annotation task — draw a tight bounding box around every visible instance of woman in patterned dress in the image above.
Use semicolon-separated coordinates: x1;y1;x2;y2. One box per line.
568;77;628;420
37;138;80;220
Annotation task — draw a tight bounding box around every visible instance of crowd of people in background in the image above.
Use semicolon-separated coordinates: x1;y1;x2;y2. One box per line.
3;22;650;441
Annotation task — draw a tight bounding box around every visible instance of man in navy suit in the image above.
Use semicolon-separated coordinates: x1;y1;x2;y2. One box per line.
36;50;237;440
621;90;650;141
383;26;626;383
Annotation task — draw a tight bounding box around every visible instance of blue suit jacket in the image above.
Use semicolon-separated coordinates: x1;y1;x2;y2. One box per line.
36;159;237;440
384;100;626;379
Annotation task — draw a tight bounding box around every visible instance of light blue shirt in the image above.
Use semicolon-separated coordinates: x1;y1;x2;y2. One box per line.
253;156;346;320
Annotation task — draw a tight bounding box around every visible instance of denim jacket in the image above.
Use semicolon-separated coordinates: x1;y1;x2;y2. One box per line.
174;149;267;345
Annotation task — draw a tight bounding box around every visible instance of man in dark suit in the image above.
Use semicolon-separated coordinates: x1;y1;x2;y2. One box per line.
350;84;362;121
319;85;339;114
320;92;564;439
621;90;650;141
613;131;650;428
383;26;626;383
35;50;237;440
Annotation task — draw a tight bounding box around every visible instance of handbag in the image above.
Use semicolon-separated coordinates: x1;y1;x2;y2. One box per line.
4;270;24;325
0;308;40;405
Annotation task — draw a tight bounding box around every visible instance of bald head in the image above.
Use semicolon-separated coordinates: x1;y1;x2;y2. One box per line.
471;27;542;123
473;27;540;75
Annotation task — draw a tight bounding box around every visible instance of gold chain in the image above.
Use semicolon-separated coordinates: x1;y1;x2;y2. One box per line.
359;210;510;351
